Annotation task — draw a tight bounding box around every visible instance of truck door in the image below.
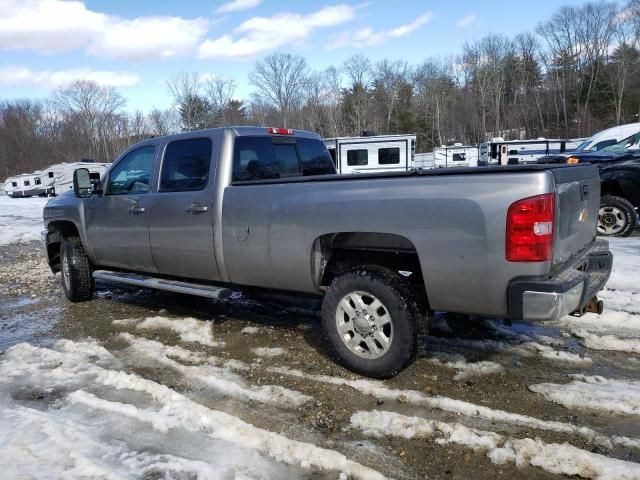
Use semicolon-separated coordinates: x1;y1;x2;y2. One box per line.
85;145;157;272
147;135;221;281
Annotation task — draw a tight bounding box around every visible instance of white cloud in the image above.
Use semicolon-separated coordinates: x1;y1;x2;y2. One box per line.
89;16;209;61
328;12;432;49
0;0;208;60
0;65;140;89
215;0;262;14
456;14;477;28
198;4;357;59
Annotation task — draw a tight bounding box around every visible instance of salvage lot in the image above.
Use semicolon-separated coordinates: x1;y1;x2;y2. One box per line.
1;197;640;479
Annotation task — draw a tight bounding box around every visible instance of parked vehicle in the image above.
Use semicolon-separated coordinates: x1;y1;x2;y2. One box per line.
538;132;640;236
324;133;416;174
41;126;612;377
433;144;479;168
52;162;111;196
4;173;45;197
479;138;577;165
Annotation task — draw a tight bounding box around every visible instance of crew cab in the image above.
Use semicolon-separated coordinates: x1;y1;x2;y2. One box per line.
41;127;612;377
538;132;640;236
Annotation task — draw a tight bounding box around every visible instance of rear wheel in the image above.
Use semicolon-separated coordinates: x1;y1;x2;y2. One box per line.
321;267;428;378
598;195;637;237
60;236;94;302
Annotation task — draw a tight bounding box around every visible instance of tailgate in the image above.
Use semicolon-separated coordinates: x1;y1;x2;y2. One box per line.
551;165;600;269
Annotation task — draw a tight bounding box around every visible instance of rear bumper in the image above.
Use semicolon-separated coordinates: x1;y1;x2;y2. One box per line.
507;240;612;321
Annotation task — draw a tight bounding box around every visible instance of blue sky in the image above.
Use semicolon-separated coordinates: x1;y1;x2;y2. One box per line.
0;0;595;112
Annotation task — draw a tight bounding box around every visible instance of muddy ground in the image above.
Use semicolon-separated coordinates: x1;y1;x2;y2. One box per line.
1;239;640;479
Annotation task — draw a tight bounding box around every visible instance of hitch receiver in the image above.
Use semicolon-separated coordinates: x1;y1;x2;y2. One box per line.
570;296;604;317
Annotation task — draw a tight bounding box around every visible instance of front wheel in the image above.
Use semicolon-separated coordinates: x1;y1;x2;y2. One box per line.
598;195;637;237
321;268;428;378
60;236;94;302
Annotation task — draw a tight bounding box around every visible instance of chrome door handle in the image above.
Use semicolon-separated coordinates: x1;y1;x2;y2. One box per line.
128;205;146;214
185;203;208;214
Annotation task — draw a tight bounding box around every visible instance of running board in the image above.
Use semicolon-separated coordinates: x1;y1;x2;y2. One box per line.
92;270;232;300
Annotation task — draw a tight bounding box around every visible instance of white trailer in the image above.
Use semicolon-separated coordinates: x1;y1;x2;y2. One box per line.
4;173;45;197
53;162;110;195
433;144;479;168
479;138;573;165
324;134;416;174
413;152;434;169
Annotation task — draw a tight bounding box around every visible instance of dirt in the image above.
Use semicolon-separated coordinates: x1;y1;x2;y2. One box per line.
1;240;640;479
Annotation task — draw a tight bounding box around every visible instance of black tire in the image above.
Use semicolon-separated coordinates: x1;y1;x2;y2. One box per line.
60;236;94;302
321;267;428;378
598;195;637;237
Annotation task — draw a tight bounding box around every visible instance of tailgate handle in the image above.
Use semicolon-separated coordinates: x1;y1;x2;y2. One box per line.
581;183;589;200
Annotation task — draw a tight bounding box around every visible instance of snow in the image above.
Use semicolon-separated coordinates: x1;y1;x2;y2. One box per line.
252;347;286;358
119;333;310;406
0;339;386;480
530;375;640;416
428;353;504;381
0;196;48;245
352;410;640;479
607;237;640;294
241;326;261;334
269;366;639;449
573;329;640;354
115;315;224;347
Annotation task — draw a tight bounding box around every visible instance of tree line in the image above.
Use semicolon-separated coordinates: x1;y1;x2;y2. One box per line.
1;0;639;180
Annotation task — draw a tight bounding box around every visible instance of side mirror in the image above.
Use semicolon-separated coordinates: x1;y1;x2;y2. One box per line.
73;168;93;198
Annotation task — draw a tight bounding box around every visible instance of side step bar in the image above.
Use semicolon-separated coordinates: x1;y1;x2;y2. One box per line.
92;270;232;300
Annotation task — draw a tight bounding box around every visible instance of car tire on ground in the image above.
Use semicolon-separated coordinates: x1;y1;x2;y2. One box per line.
60;236;94;302
321;267;428;378
598;195;637;237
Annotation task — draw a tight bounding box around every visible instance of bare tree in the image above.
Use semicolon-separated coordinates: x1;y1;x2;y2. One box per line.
249;53;309;128
166;72;206;131
203;76;236;126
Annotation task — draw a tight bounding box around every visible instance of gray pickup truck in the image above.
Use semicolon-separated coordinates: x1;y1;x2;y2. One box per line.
42;127;612;377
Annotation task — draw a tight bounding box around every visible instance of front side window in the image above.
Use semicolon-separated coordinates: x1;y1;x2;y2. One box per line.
379;147;400;165
160;138;212;192
602;132;640;153
106;145;156;195
347;149;368;166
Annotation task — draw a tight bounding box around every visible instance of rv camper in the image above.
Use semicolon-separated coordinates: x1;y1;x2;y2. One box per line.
324;133;416;174
53;162;110;195
433;144;479;168
479;138;578;165
4;173;46;197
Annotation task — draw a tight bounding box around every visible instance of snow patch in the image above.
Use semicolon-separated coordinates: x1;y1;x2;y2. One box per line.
269;366;639;450
120;333;309;407
252;347;286;358
428;353;504;381
573;330;640;354
530;375;640;416
0;196;48;245
0;340;386;480
116;315;224;347
241;326;260;334
352;411;640;479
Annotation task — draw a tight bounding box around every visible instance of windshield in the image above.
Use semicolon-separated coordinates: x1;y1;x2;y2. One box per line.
602;131;640;154
573;140;592;152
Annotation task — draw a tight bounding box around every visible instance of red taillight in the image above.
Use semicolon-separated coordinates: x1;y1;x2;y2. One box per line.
267;127;293;135
506;193;555;262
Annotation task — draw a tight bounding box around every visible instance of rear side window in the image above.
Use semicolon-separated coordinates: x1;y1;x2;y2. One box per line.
233;136;334;182
379;147;400;165
160;138;212;192
347;149;368;166
297;138;335;175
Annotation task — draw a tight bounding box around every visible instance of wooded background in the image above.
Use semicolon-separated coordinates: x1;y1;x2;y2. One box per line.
1;1;639;179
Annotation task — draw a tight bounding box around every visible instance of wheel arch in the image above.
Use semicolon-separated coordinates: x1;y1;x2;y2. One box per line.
310;232;429;308
45;220;82;273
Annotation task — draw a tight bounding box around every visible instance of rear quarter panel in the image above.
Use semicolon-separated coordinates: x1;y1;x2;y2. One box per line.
222;171;555;317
